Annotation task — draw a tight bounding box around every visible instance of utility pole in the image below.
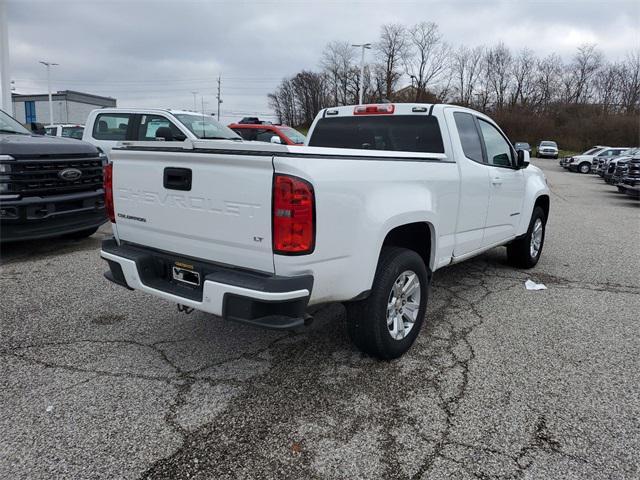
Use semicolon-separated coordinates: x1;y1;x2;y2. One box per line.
216;75;222;119
351;43;371;105
0;0;12;112
191;91;198;111
39;60;58;126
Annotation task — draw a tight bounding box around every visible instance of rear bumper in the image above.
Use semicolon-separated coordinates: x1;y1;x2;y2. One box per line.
0;190;106;242
100;238;313;329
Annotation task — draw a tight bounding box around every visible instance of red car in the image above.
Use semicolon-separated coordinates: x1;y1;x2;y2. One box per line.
228;123;306;145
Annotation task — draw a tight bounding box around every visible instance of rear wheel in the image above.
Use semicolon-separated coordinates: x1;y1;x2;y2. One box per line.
346;247;429;360
507;206;546;269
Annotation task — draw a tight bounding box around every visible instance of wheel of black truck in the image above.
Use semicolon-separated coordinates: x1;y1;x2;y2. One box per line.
346;247;429;360
507;206;546;269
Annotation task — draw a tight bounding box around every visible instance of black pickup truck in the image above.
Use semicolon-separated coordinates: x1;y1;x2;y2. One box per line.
0;109;106;242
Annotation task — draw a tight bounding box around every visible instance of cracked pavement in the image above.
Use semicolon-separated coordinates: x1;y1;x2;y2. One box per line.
1;159;639;479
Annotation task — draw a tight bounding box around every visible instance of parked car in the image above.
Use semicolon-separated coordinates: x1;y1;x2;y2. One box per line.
0;109;106;242
561;146;608;170
536;141;558;159
45;124;85;140
229;123;306;145
604;148;639;184
593;147;630;176
82;108;241;157
514;142;531;154
100;103;549;359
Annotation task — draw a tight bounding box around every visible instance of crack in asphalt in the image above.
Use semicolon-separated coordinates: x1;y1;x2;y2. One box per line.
2;258;631;479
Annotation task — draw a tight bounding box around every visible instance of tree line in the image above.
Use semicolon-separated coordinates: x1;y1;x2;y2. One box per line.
268;22;640;150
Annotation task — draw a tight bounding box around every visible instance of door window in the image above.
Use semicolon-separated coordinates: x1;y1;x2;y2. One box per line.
454;112;484;163
61;126;84;139
45;126;56;136
93;114;132;140
232;128;257;141
256;129;278;142
478;119;514;168
137;115;184;141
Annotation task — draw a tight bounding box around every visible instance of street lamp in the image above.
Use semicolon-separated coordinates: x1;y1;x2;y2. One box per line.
351;43;371;105
39;61;59;126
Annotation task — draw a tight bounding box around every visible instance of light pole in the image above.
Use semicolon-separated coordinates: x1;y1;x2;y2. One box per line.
0;0;11;112
39;61;58;126
351;43;371;105
191;91;198;111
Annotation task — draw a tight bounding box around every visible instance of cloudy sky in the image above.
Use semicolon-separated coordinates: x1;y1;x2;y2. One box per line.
5;0;639;123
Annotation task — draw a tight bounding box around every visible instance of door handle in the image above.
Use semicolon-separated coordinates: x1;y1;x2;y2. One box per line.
163;167;192;191
491;176;503;185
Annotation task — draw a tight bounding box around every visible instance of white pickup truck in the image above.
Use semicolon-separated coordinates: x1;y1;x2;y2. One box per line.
100;103;549;359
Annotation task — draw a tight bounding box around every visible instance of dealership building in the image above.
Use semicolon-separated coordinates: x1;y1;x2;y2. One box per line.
11;90;117;126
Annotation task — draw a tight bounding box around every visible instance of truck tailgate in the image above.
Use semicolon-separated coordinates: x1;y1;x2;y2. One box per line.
111;148;275;273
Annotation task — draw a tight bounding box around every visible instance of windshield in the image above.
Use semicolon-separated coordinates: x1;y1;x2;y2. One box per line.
279;127;306;144
174;114;241;140
582;147;601;155
0;109;30;135
540;141;557;147
515;143;530;148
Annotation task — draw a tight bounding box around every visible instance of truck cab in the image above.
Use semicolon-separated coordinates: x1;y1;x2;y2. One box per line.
82;108;242;157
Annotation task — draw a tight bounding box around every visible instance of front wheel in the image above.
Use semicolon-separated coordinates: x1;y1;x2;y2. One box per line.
346;247;429;360
507;206;546;269
579;162;591;174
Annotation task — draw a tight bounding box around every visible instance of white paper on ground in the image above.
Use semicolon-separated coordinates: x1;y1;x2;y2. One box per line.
525;279;547;290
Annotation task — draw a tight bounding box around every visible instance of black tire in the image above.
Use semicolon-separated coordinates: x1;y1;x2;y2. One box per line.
346;247;429;360
65;226;99;239
578;162;591;174
507;206;546;269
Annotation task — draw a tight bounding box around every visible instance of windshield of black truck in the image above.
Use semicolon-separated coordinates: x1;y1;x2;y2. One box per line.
309;115;445;153
0;109;30;135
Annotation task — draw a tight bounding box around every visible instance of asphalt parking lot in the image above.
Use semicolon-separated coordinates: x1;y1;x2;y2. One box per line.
1;159;639;480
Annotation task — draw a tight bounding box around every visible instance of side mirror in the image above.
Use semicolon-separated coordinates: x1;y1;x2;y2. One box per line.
517;149;530;169
155;127;174;141
270;135;282;144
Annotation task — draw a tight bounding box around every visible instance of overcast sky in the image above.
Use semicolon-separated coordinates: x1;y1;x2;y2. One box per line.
6;0;640;123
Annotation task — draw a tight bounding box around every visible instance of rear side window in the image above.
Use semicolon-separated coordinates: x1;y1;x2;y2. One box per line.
92;114;131;140
454;112;484;163
61;126;84;139
309;115;444;154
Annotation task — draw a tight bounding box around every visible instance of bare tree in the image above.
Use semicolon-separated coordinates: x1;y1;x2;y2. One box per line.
451;45;484;106
534;53;563;111
375;23;409;100
320;41;356;105
620;49;640;113
484;42;513;109
404;22;450;101
568;43;603;104
509;48;537;107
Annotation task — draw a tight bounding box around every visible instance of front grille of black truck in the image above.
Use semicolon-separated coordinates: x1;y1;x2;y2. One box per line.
0;153;104;196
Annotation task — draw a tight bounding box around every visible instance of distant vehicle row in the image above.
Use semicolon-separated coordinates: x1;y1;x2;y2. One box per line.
559;145;640;198
514;141;558;159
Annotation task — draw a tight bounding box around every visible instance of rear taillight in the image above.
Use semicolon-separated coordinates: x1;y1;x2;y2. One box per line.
104;163;115;223
272;174;315;255
354;104;395;115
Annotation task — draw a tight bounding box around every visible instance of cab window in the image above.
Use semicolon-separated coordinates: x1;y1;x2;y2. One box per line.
454;112;483;163
137;115;184;141
93;114;132;141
